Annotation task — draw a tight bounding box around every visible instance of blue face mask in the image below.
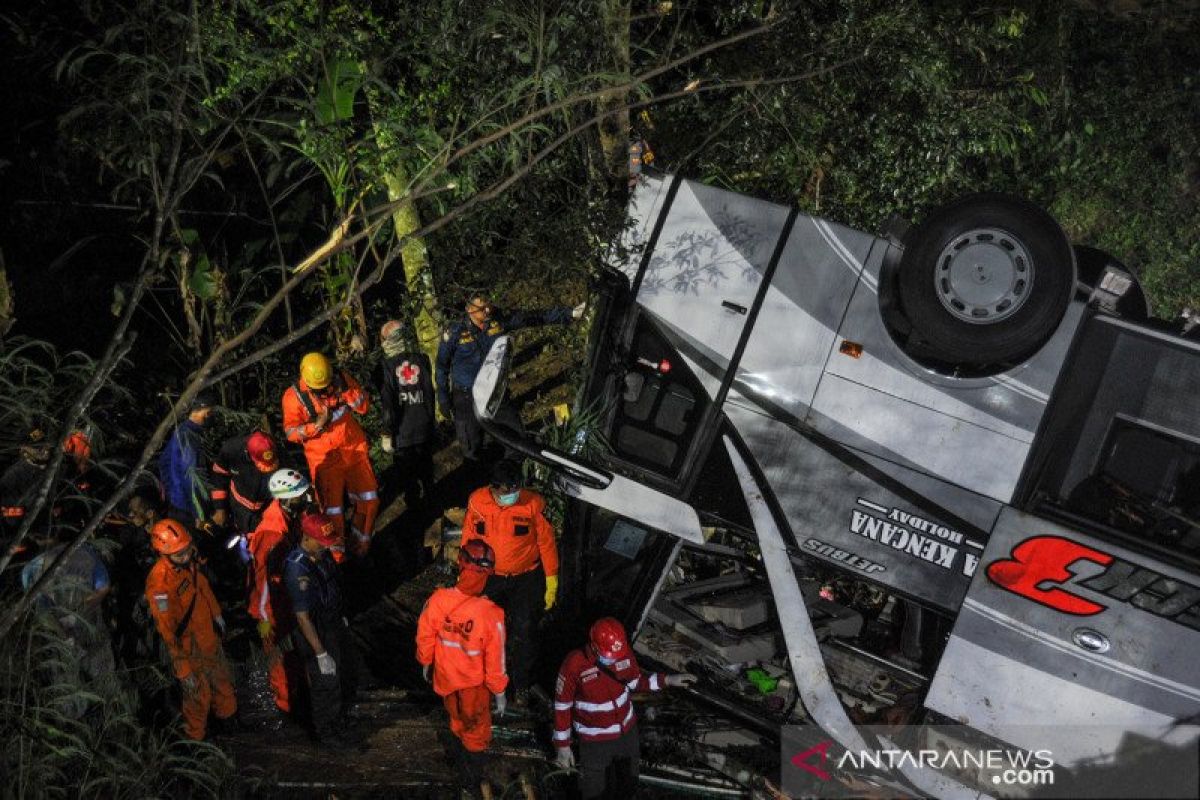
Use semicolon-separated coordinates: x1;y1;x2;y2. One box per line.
597;654;616;666
496;490;520;507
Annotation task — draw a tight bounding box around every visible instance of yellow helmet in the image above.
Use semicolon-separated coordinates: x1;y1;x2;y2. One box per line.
300;352;333;389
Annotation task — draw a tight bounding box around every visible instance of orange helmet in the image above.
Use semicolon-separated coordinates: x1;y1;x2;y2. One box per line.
150;519;192;555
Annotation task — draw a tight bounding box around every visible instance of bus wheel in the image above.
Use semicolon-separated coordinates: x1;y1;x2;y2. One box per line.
897;193;1076;367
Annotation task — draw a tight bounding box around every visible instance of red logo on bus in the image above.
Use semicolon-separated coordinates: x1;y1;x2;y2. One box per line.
986;535;1113;616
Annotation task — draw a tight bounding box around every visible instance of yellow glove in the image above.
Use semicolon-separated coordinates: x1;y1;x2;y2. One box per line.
544;575;559;610
256;619;273;643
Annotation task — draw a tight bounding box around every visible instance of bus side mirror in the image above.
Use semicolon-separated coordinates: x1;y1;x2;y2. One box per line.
472;335;512;422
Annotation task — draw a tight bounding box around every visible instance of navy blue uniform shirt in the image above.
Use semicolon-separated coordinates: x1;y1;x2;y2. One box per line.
435;307;571;408
283;546;341;624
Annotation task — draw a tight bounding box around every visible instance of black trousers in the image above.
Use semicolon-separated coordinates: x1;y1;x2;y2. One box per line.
483;567;543;693
299;617;358;738
579;725;640;800
389;441;434;507
452;388;523;461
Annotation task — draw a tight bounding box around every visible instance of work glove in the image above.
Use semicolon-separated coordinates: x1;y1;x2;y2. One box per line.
316;651;337;676
544;574;559;611
422;664;432;684
256;619;273;643
494;692;507;718
571;302;587;320
180;673;199;696
314;407;331;432
665;673;698;689
380;435;394;454
555;747;575;770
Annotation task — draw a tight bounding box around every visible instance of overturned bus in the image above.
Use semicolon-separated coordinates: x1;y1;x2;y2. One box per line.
473;173;1200;797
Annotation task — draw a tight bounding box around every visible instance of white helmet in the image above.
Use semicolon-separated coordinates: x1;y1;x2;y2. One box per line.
268;468;311;499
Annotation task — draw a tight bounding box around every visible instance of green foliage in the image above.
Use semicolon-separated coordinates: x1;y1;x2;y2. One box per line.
0;613;239;798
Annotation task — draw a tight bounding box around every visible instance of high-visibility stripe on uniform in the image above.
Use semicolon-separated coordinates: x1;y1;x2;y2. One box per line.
351;526;369;542
2;507;25;518
324;506;343;515
571;705;635;737
437;637;482;657
573;691;629;713
347;490;378;501
230;481;265;511
330;406;349;422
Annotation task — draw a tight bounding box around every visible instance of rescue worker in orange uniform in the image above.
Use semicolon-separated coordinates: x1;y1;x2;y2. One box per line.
416;539;508;798
144;519;238;740
553;617;696;798
247;468;313;718
282;352;379;557
460;459;558;706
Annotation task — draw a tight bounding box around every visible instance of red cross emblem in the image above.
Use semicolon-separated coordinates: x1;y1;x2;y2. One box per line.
397;361;420;386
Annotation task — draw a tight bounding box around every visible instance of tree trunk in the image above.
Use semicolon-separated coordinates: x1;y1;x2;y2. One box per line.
596;0;632;187
383;172;443;369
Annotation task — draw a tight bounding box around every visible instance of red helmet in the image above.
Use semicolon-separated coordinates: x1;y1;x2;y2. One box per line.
589;617;631;661
151;519;192;555
458;539;496;574
300;512;340;547
246;431;278;473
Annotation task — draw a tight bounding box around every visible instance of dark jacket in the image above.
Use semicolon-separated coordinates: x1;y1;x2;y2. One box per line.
435;307;571;406
158;420;211;518
377;351;436;447
211;434;274;530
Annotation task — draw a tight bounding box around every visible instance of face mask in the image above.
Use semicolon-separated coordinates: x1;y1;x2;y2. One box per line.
597;654;616;666
496;490;520;507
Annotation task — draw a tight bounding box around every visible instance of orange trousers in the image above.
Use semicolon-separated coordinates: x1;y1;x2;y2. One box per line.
264;637;305;714
309;449;379;557
443;684;493;752
181;649;237;740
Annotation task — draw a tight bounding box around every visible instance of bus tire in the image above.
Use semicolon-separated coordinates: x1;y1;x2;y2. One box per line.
897;193;1076;366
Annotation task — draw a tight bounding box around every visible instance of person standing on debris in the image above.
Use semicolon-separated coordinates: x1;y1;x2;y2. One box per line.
460;459;558;707
158;391;218;527
211;430;280;550
376;319;437;508
282;353;379;558
247;468;314;718
284;511;359;745
416;539;508;798
553;617;697;798
144;518;239;740
436;293;585;461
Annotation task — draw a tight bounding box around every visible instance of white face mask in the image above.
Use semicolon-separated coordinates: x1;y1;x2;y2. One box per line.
597;654;616;666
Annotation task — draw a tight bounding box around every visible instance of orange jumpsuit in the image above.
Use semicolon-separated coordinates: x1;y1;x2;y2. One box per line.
247;500;304;713
415;587;508;751
461;488;559;578
145;557;236;740
282;372;379;556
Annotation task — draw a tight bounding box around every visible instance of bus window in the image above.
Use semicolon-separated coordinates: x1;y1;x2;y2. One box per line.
1062;419;1200;560
611;315;710;479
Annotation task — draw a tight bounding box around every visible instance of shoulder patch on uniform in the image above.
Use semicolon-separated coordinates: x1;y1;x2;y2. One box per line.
297;575;310;591
616;658;631;671
153;593;169;612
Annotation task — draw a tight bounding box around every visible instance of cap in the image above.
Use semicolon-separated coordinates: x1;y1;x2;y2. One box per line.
190;390;218;411
246;432;278;472
490;459;523;490
300;512;340;547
